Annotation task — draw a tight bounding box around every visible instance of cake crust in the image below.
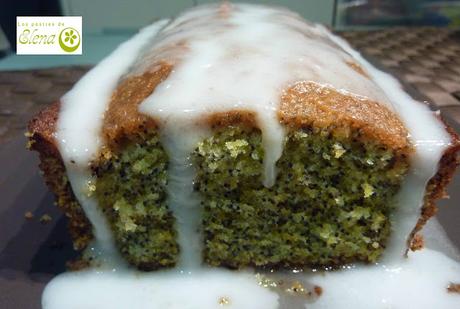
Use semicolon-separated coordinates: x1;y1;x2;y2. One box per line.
408;123;460;252
103;63;411;155
102;64;172;150
279;81;411;154
28;102;93;251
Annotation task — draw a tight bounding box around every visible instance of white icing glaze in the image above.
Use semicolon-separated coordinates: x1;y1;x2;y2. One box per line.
42;248;460;309
46;3;460;309
309;248;460;309
160;123;211;269
55;19;169;261
42;268;279;309
137;2;397;187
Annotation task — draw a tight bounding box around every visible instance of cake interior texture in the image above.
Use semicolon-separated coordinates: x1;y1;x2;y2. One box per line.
94;132;178;270
91;124;409;270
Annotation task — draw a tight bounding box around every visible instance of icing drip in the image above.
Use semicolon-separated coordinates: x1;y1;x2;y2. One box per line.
55;19;169;261
46;3;459;309
159;123;211;269
322;29;452;260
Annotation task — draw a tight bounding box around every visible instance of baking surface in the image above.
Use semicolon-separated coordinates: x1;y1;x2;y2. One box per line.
0;28;459;309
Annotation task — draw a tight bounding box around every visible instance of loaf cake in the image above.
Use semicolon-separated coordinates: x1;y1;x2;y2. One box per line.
28;3;459;273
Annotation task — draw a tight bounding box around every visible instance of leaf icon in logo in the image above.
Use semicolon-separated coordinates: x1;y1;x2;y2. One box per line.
59;27;81;53
64;30;78;45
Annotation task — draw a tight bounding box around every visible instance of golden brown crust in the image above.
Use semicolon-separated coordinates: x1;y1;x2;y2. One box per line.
101;64;263;149
104;63;411;156
204;110;258;129
279;81;412;155
447;283;460;294
409;234;425;252
346;61;369;78
27;101;60;154
407;121;460;253
102;64;172;148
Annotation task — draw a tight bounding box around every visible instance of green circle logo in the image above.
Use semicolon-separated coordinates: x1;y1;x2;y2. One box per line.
59;27;80;53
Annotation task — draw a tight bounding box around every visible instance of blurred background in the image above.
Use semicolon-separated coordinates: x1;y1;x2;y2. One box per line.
1;0;460;68
1;0;334;67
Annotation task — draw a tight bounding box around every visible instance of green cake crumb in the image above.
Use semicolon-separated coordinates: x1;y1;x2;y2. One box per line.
39;214;53;224
92;124;409;271
94;133;178;270
194;126;409;268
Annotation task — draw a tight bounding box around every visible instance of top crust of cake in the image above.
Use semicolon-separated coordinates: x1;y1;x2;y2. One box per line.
28;101;60;157
101;3;410;155
30;3;416;155
99;63;411;154
279;82;409;152
102;65;172;149
28;63;411;156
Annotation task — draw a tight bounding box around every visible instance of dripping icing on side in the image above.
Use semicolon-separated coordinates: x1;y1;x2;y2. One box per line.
55;19;169;260
321;27;453;261
160;123;211;269
45;3;460;309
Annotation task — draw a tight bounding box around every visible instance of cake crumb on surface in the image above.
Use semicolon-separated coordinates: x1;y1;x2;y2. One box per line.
26;140;35;149
286;281;309;296
24;132;34;150
447;283;460;294
255;273;322;300
410;234;425;251
66;258;91;271
314;285;323;296
39;214;53;224
24;211;34;219
85;180;97;197
218;296;230;305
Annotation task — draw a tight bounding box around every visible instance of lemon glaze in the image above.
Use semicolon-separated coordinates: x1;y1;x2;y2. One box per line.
49;3;459;308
